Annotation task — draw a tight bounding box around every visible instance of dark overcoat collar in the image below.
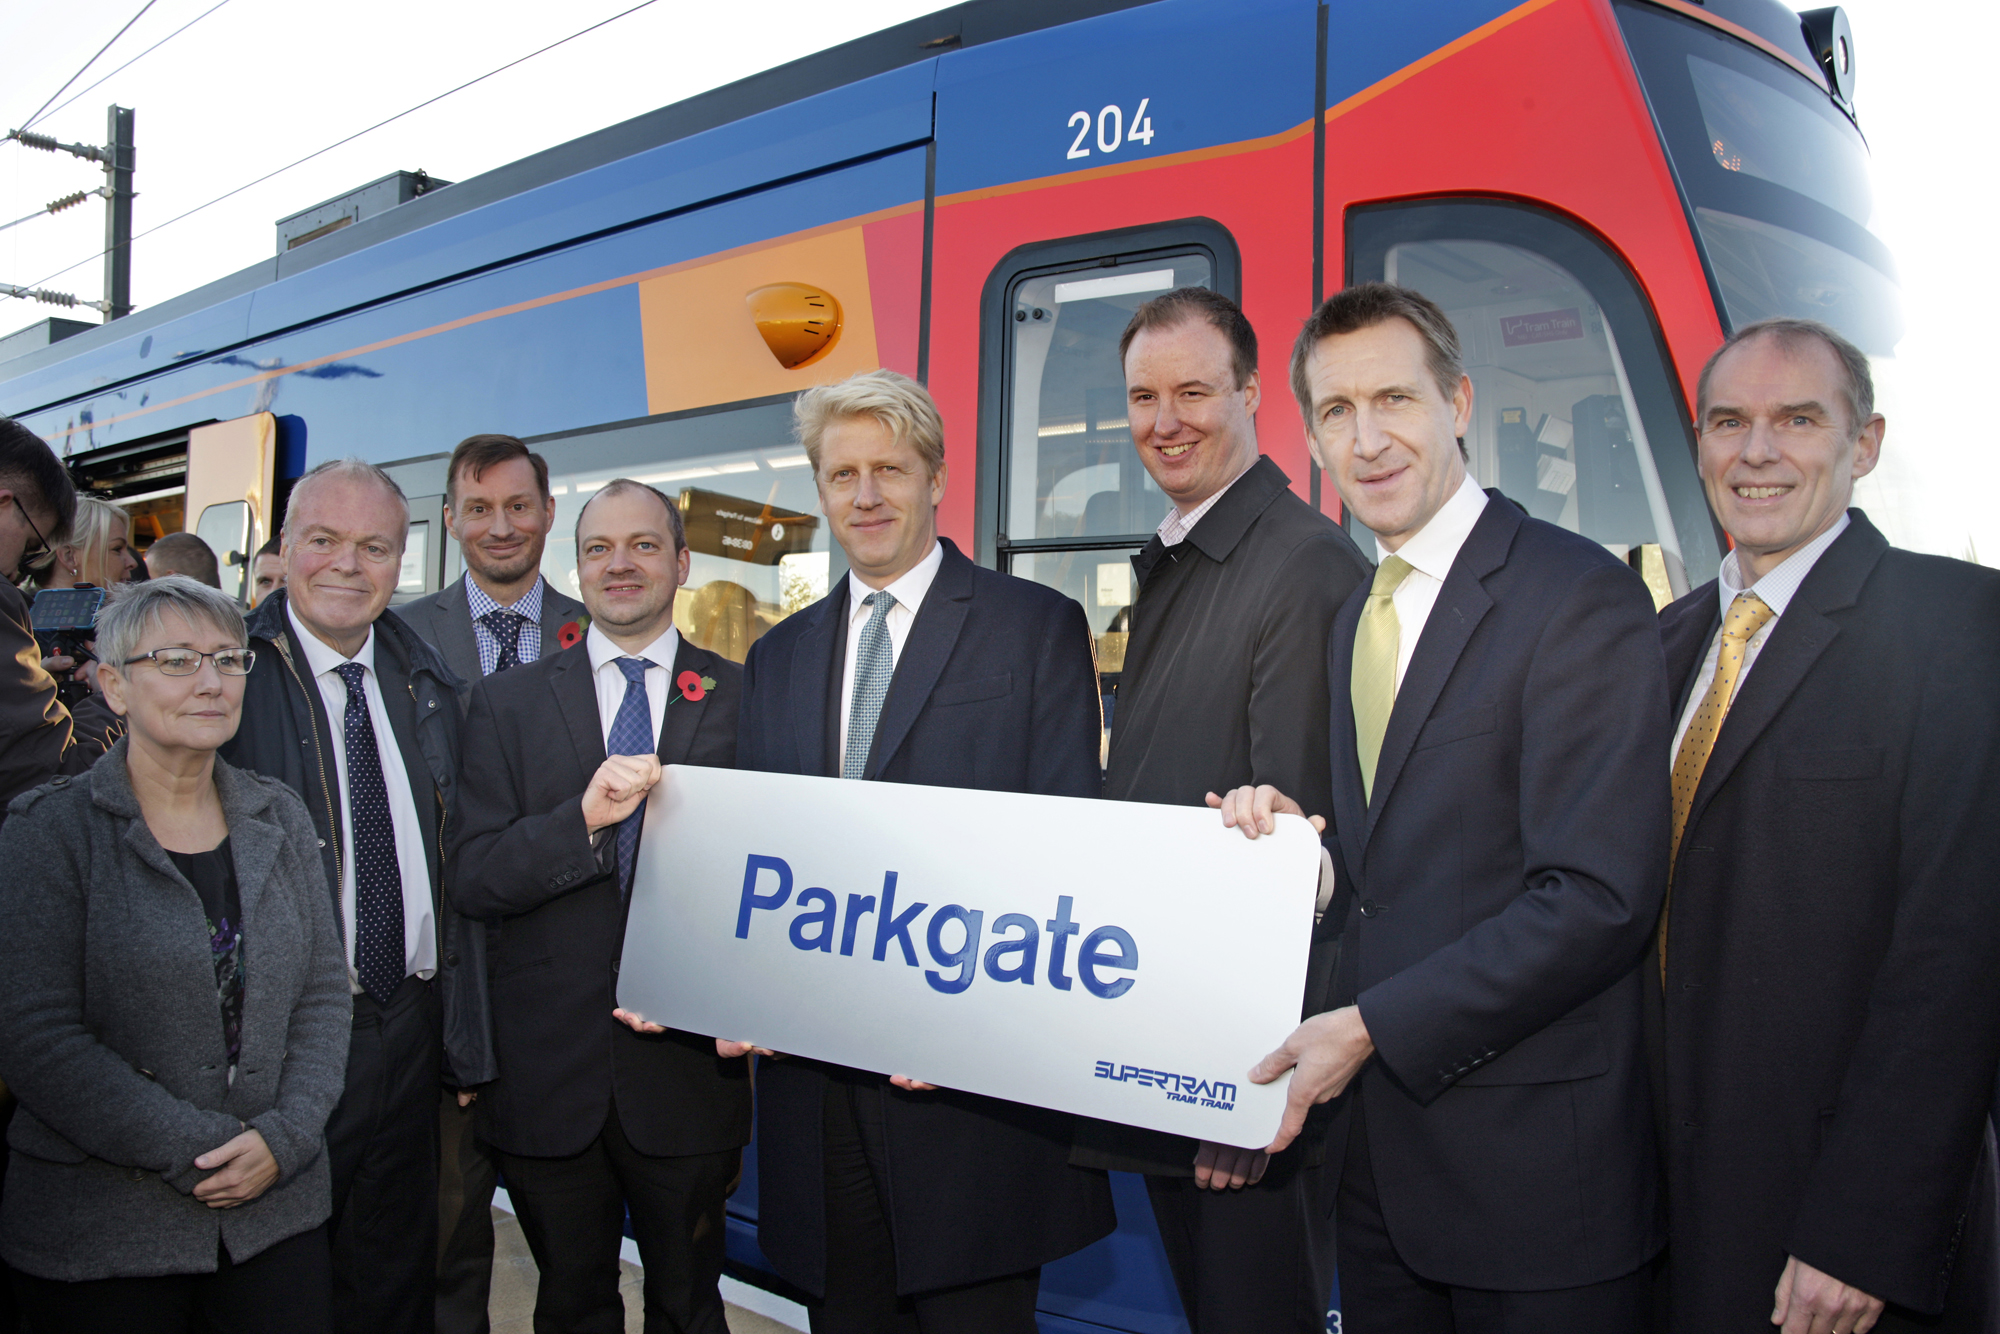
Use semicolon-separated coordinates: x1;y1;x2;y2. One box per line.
1132;455;1292;587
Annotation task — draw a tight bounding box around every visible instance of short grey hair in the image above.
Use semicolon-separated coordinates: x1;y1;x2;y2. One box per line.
793;369;946;478
94;574;247;673
1696;317;1875;436
283;457;411;547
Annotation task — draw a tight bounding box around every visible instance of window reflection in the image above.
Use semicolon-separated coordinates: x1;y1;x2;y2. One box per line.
1387;238;1698;601
531;404;839;663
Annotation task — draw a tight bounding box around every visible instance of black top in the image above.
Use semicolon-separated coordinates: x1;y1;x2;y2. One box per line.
167;837;245;1074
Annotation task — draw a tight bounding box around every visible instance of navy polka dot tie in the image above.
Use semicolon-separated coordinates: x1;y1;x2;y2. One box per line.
480;608;528;673
606;657;656;901
336;661;406;1004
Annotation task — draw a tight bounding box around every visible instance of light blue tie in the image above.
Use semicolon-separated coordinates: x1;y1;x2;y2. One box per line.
843;591;897;781
606;657;655;899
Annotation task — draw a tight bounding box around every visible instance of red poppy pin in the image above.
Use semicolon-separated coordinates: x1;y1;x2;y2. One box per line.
557;616;589;649
676;669;717;702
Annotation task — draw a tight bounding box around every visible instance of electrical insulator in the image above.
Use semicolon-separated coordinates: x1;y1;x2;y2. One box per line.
46;191;90;215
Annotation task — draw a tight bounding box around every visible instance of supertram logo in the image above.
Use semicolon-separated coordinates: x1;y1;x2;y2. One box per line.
1094;1060;1236;1111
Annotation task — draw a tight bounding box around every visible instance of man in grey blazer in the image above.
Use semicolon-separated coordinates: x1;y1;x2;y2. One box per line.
396;433;584;1334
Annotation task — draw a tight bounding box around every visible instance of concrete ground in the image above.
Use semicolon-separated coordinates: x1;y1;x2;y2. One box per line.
487;1206;800;1334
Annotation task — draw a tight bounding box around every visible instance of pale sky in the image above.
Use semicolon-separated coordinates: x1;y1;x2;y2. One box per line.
3;0;1990;563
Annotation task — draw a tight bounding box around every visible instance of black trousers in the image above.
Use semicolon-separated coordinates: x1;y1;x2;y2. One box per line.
495;1097;737;1334
11;1225;331;1334
437;1088;498;1334
1144;1146;1335;1334
326;975;439;1334
810;1076;1042;1334
1338;1100;1649;1333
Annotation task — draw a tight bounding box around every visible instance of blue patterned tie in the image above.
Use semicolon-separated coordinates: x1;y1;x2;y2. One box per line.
480;608;528;673
334;662;406;1004
844;591;896;781
606;657;656;899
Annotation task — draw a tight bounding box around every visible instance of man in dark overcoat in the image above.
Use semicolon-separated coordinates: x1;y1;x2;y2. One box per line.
1652;318;2000;1332
1070;287;1371;1334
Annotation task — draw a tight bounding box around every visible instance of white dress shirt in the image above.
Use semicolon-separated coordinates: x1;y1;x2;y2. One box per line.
1670;513;1850;756
839;539;944;761
587;622;681;752
1155;461;1255;548
289;605;437;992
1372;471;1490;690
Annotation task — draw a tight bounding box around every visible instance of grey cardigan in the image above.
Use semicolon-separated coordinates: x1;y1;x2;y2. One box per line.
0;741;351;1280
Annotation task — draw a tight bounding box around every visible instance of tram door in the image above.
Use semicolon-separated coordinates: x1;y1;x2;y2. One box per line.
186;412;278;606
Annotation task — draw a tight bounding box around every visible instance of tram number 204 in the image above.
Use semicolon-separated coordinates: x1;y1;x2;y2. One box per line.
1066;99;1154;159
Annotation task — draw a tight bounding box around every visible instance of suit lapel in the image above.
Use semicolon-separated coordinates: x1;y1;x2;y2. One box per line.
538;589;587;662
1327;583;1371;867
550;646;607;780
1364;496;1513;839
1681;514;1886;837
865;541;973;781
790;586;845;778
659;641;713;764
435;577;483;686
1661;587;1721;721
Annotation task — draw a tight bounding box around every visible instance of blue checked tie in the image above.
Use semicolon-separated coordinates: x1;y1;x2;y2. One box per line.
334;662;406;1004
843;591;896;781
479;608;528;673
606;657;656;899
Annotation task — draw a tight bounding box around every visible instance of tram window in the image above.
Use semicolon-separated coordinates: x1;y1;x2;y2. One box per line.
195;500;251;604
398;521;430;595
1004;254;1211;545
1350;202;1720;597
526;399;842;664
980;222;1241;749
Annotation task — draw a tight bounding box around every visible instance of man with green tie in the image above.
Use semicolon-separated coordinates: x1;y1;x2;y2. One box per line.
1218;283;1671;1331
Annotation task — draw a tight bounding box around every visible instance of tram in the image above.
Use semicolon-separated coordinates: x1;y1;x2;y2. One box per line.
0;0;1893;1326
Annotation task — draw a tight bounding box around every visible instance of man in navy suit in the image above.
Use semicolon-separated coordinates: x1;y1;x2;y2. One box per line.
1221;284;1670;1331
734;369;1114;1333
449;480;750;1333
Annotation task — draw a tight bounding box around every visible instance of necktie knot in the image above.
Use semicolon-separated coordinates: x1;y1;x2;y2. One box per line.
1722;592;1775;642
333;661;366;693
616;656;653;686
863;590;897;621
1370;555;1414;599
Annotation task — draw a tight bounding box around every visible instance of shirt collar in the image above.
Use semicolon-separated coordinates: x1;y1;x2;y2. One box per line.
586;621;681;676
1718;511;1850;619
1376;470;1489;582
847;538;944;622
464;572;545;622
288;601;375;679
1156;460;1256;548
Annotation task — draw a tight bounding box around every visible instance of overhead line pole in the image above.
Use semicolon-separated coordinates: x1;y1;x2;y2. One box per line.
102;106;134;319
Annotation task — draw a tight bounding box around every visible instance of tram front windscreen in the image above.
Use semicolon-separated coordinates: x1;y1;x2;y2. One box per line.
1616;1;1902;358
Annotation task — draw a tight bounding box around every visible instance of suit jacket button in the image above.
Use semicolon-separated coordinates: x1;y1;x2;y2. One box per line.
610;960;620;974
1359;901;1380;918
131;1168;145;1182
445;951;460;967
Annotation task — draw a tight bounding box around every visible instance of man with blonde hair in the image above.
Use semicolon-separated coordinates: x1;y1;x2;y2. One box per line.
736;368;1115;1332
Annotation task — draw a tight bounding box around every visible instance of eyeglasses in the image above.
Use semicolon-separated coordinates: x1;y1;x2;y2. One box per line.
11;496;50;567
122;647;257;676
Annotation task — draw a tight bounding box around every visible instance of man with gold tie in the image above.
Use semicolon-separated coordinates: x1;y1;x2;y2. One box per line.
1645;319;2000;1333
1217;283;1671;1331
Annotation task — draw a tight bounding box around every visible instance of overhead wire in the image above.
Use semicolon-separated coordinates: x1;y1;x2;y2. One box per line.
15;0;159;134
1;0;665;307
33;0;233;132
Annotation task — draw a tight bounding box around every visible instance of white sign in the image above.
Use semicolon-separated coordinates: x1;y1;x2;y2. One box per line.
616;766;1321;1149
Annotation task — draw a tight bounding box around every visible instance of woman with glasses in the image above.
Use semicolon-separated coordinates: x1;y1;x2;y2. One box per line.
0;576;349;1334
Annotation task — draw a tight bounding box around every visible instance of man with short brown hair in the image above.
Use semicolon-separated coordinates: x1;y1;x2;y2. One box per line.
396;432;583;1334
144;531;222;588
1073;289;1369;1334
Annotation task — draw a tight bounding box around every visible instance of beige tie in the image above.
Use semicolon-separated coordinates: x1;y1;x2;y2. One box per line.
1352;555;1414;804
1659;591;1776;982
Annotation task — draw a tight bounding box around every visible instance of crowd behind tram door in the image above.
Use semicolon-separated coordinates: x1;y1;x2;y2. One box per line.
0;276;1993;1334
